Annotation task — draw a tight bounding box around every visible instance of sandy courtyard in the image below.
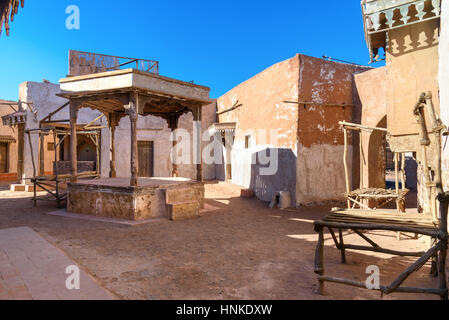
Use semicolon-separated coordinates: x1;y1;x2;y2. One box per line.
0;181;443;300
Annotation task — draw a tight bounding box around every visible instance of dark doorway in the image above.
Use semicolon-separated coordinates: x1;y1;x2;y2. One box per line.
138;141;154;178
0;142;7;173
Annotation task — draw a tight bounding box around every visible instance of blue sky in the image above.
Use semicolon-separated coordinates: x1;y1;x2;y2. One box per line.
0;0;380;101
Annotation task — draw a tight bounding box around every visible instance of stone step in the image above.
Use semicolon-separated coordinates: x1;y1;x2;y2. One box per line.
164;187;198;204
10;184;47;193
167;200;200;221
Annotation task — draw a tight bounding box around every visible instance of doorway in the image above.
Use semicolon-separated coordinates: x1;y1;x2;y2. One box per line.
0;142;7;173
138;141;154;178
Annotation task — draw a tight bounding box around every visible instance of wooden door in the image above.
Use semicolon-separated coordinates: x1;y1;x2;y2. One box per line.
0;143;7;173
138;141;154;178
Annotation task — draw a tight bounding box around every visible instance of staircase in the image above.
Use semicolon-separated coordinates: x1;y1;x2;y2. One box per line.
162;186;203;220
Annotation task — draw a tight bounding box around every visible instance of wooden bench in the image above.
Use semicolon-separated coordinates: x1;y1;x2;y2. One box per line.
313;204;448;299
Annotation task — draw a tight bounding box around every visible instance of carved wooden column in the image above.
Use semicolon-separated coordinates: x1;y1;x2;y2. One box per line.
129;93;138;187
17;123;24;182
193;104;203;182
39;134;45;176
168;115;180;177
109;112;118;178
69;101;79;183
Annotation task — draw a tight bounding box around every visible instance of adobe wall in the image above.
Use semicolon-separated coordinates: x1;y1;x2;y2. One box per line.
216;55;300;203
0;101;19;178
354;67;388;190
386;19;440;136
440;0;449;190
295;55;369;205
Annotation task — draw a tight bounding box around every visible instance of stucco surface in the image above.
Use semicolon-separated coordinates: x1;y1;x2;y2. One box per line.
386;19;440;136
216;54;369;206
295;55;368;205
440;0;449;190
354;67;388;189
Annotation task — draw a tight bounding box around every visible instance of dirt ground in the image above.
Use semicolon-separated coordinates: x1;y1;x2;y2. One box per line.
0;181;444;300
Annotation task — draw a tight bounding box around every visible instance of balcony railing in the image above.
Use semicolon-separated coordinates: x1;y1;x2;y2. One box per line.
361;0;441;62
68;50;159;77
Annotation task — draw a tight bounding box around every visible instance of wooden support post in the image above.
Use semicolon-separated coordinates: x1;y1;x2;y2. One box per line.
129;93;138;187
53;129;60;208
17;123;24;182
437;193;449;300
339;229;347;264
95;131;100;177
314;226;325;295
26;131;37;207
69;102;79;183
109;113;117;178
193;104;203;182
359;132;364;189
39;133;45;176
168;115;179;178
401;153;406;192
343;127;351;209
394;152;401;216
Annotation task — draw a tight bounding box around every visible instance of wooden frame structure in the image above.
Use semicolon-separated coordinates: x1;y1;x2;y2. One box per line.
58;89;206;187
313;92;449;299
25;121;102;208
340;121;408;213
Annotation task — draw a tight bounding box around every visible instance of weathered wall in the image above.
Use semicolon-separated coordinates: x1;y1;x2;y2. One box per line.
386;19;440;136
440;0;449;190
216;55;300;203
354;67;388;190
216;54;368;206
0;101;19;177
296;55;369;205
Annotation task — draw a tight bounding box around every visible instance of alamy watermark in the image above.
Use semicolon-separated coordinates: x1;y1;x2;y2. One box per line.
65;265;80;290
365;265;380;290
66;5;80;30
171;123;279;176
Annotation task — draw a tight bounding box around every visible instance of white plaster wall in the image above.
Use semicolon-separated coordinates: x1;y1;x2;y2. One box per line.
440;0;449;189
296;144;353;206
115;115;172;178
19;81;108;182
20;82;67;181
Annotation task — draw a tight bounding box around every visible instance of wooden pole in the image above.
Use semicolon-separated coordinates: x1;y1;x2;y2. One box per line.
39;134;45;176
359;132;364;189
314;226;325;294
17;123;24;183
193;104;203;182
109;113;117;178
343;127;351;209
53;129;60;208
168;115;179;177
69;102;78;183
26;131;37;207
129;93;138;187
401;153;406;192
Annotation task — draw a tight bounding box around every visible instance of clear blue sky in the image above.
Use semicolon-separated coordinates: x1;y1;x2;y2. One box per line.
0;0;381;101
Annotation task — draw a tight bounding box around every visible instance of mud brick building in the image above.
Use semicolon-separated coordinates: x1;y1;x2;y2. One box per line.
214;54;369;206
